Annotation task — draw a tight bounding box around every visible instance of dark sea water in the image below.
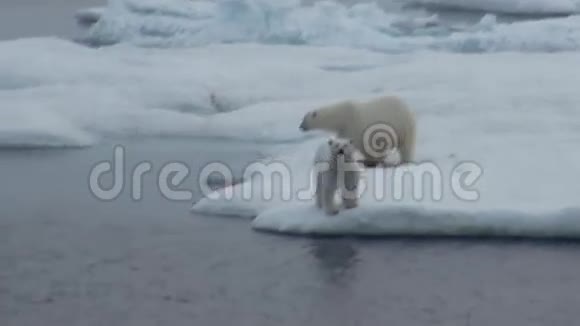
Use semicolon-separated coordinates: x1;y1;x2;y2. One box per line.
1;1;580;326
0;0;103;40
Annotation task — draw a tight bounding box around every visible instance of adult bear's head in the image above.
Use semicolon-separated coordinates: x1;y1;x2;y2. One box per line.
299;110;319;131
299;100;355;132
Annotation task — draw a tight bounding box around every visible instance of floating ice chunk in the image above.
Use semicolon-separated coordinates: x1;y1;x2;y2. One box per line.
252;204;580;239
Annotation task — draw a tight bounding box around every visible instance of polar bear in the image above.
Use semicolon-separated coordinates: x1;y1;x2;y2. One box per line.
314;137;362;215
300;95;416;167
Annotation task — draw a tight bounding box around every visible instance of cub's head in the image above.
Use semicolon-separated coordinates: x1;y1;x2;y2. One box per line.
328;137;357;159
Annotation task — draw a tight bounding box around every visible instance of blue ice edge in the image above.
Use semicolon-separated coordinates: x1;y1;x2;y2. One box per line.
249;204;580;239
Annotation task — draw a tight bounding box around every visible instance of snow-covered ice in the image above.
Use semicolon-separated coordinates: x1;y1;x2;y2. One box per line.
0;38;391;147
2;37;580;149
84;0;580;52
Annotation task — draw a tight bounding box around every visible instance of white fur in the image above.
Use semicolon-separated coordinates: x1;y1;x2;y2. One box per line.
313;138;362;215
300;95;416;166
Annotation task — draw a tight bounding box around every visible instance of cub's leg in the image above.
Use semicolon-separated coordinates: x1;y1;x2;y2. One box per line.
322;170;339;215
315;170;324;209
342;169;360;209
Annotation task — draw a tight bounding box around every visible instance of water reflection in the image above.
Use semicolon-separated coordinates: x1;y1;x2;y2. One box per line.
308;238;359;286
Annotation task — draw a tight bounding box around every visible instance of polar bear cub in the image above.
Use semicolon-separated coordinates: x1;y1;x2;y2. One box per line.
314;137;363;215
